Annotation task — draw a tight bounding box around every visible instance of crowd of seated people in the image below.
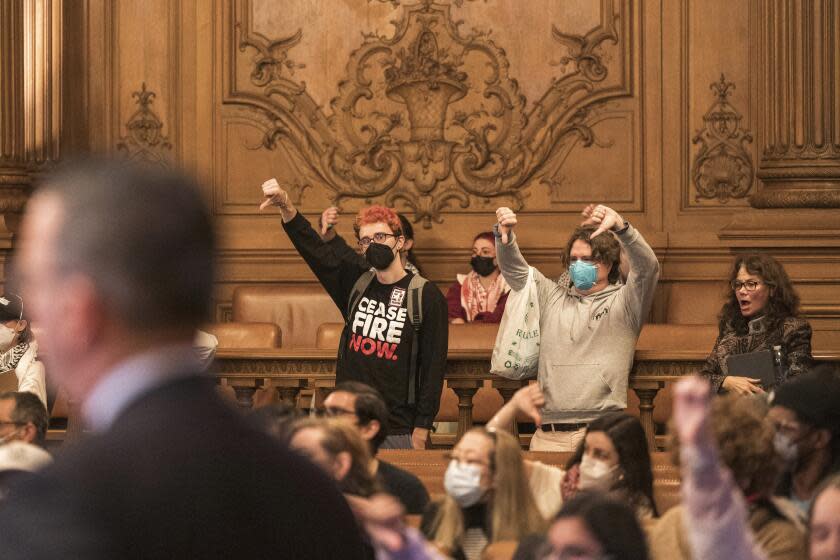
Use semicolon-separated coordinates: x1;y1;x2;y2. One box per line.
1;160;840;559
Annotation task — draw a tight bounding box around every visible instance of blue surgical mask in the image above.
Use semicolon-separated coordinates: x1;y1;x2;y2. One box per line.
569;260;598;291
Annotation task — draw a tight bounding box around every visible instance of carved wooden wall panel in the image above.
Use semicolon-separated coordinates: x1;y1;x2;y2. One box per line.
57;0;840;330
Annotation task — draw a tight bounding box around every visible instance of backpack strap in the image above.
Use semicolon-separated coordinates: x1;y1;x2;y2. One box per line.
346;270;376;322
406;274;427;405
339;270;376;363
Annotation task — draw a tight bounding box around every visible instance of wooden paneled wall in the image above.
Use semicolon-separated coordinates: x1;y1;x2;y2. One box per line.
45;0;840;331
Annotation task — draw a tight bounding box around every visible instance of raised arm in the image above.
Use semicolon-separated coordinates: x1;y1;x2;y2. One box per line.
486;383;543;433
494;207;531;292
319;206;369;269
261;180;366;312
581;204;660;329
673;377;768;560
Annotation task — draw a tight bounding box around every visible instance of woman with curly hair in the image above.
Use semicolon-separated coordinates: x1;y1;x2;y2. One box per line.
650;386;807;560
700;254;813;395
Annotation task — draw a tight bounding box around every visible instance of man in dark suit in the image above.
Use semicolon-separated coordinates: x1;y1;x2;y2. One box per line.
0;162;366;559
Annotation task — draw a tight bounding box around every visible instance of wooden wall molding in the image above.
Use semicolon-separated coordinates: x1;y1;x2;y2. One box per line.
691;74;754;203
221;0;636;226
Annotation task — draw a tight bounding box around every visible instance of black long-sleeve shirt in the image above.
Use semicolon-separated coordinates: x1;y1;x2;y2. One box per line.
283;212;448;432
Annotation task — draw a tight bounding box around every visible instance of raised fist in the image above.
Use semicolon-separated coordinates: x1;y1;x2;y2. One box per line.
495;207;517;244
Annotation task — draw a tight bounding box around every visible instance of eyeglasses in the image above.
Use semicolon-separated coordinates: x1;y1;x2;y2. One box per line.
358;232;397;248
322;406;356;418
731;280;764;292
0;421;25;428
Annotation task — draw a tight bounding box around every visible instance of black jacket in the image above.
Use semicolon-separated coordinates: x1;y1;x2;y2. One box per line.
0;375;366;560
283;212;447;431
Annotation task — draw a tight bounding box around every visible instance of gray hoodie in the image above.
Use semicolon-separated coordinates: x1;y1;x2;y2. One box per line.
496;224;660;424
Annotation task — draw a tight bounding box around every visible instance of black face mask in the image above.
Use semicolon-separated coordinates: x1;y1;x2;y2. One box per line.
470;255;497;277
366;242;396;270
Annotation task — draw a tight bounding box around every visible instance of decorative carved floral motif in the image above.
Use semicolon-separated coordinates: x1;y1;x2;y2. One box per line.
691;74;754;203
234;0;626;226
116;83;172;167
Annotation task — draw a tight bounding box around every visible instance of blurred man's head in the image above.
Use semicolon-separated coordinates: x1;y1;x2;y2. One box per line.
323;382;389;454
0;392;48;447
16;161;215;401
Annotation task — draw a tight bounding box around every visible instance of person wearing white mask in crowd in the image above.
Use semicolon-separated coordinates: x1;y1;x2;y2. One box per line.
768;365;840;518
487;384;657;520
0;295;46;408
421;427;545;560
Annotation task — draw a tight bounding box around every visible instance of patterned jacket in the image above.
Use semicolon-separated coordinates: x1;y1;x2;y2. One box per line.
700;315;813;393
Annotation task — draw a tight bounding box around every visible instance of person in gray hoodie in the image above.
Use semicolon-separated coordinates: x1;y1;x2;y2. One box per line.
494;204;659;451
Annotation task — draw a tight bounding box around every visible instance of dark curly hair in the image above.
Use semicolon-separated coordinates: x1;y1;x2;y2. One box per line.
718;254;800;336
669;394;780;498
562;226;621;284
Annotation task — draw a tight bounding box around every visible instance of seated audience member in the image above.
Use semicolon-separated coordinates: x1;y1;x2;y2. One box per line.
288;417;441;560
289;417;381;498
768;365;840;517
516;491;650;560
324;381;430;514
446;232;509;324
487;384;656;520
495;204;659;451
319;206;423;275
809;473;840;560
0;295;46;407
421;427;546;560
700;254;813;395
0;441;52;500
250;400;302;442
650;382;806;560
0;391;48;447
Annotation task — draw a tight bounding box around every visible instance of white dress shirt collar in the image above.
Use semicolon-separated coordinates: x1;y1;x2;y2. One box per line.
82;344;201;432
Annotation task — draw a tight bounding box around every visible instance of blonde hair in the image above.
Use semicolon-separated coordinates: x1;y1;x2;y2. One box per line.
427;428;547;553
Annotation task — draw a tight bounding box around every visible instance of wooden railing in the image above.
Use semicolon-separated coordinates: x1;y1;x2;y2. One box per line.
214;347;839;450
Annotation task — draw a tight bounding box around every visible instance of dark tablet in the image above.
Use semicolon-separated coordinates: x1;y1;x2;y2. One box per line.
726;349;777;388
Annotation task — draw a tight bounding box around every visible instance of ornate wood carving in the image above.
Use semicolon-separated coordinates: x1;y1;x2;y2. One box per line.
751;0;840;208
691;74;754;204
116;83;172;167
229;0;630;227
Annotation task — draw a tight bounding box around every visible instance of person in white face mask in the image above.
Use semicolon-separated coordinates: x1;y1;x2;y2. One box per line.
768;365;840;518
563;411;658;521
421;428;546;560
0;294;46;408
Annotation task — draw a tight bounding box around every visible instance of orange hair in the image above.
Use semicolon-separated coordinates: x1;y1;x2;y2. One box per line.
353;205;403;238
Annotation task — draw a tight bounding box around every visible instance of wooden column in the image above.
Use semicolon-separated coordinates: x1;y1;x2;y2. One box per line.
633;381;663;452
752;0;840;208
492;378;527;440
0;0;63;281
448;380;481;440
